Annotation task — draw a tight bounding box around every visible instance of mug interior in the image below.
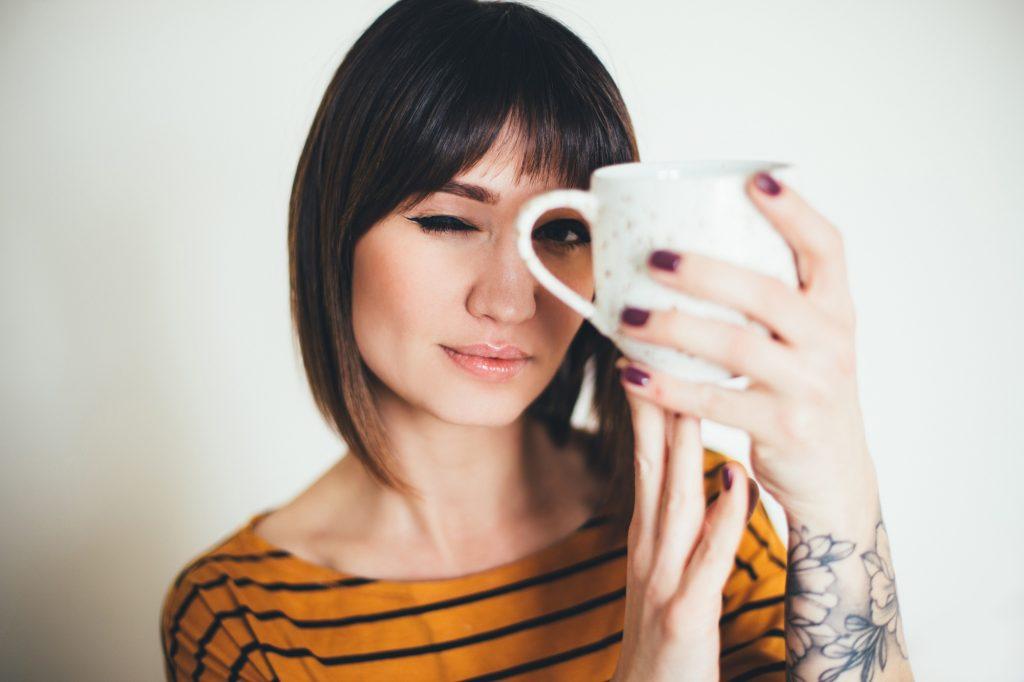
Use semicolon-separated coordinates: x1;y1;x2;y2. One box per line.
593;159;789;181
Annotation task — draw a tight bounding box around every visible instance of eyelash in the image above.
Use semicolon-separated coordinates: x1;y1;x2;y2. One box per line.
407;215;591;250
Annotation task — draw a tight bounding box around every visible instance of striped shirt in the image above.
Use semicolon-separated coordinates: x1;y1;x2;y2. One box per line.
160;448;787;680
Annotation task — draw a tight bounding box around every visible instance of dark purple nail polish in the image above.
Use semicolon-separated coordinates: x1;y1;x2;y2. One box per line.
620;307;650;326
754;172;781;196
620;365;650;387
649;250;681;272
746;480;758;518
721;465;733;491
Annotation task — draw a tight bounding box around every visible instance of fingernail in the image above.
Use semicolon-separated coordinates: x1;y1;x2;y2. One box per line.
620;365;650;387
721;465;733;491
649;249;681;272
746;479;759;519
754;172;781;196
620;307;650;326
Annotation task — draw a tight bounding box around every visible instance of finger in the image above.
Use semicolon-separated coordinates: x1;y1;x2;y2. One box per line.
677;462;750;596
745;173;856;329
639;249;829;349
617;301;818;395
618;357;783;446
648;412;705;596
622;368;668;574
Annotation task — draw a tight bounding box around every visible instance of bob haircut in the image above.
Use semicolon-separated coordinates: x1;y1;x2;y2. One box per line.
289;0;641;529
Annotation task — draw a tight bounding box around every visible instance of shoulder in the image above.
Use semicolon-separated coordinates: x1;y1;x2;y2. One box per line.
159;518;281;680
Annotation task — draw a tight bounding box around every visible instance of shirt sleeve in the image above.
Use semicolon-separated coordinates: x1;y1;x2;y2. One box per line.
159;561;274;681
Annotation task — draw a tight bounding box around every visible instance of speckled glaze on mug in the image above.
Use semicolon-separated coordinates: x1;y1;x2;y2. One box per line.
515;160;799;385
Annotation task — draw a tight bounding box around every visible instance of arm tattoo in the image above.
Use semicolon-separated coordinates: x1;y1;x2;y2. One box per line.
785;518;910;681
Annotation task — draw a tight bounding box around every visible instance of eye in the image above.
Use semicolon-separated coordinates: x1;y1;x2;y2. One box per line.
534;218;591;250
406;215;590;250
407;215;476;234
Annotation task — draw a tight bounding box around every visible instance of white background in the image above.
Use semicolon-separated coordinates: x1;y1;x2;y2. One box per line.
2;1;1021;679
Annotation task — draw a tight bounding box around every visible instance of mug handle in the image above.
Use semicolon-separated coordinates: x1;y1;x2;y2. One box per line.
515;189;604;329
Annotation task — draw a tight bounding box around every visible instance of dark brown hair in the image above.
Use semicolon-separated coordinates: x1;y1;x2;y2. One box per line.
288;0;640;529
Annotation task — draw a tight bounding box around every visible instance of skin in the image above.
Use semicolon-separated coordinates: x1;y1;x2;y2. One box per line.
255;127;604;580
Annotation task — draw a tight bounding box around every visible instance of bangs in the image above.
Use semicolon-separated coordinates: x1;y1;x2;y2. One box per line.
363;1;637;216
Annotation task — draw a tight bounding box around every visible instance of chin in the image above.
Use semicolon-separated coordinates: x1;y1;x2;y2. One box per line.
430;403;528;428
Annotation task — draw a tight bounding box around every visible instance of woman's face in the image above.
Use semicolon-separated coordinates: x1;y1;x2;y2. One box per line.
351;138;593;427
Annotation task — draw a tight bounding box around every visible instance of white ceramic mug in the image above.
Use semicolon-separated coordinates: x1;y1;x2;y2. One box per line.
515;160;800;385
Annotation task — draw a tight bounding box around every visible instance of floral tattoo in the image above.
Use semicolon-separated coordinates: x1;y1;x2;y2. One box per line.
785;525;854;664
786;520;909;682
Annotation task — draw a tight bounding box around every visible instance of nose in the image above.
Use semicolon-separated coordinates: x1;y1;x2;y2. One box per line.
465;227;539;325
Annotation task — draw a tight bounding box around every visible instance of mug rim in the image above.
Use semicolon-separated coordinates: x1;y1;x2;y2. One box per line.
592;159;790;181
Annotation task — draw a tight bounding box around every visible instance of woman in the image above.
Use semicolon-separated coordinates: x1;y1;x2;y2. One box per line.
160;1;913;680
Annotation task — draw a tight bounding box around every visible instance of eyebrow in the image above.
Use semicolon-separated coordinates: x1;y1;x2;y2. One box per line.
437;180;500;205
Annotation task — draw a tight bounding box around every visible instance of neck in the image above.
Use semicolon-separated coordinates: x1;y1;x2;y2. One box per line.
333;400;596;564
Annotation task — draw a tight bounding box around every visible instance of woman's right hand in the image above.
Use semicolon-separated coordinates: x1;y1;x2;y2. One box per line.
612;380;759;682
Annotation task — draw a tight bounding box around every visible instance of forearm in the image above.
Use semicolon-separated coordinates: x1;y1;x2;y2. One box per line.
784;481;914;681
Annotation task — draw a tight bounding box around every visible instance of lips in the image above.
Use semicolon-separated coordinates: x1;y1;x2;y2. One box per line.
445;343;530;360
441;345;530;382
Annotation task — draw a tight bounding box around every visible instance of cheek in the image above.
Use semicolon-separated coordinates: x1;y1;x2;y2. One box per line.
536;250;594;329
536;249;592;292
351;232;456;368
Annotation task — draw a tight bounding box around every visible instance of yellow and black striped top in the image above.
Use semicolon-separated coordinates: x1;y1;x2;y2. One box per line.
160;448;788;680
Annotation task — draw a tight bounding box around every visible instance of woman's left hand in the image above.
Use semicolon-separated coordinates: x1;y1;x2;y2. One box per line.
614;172;878;521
